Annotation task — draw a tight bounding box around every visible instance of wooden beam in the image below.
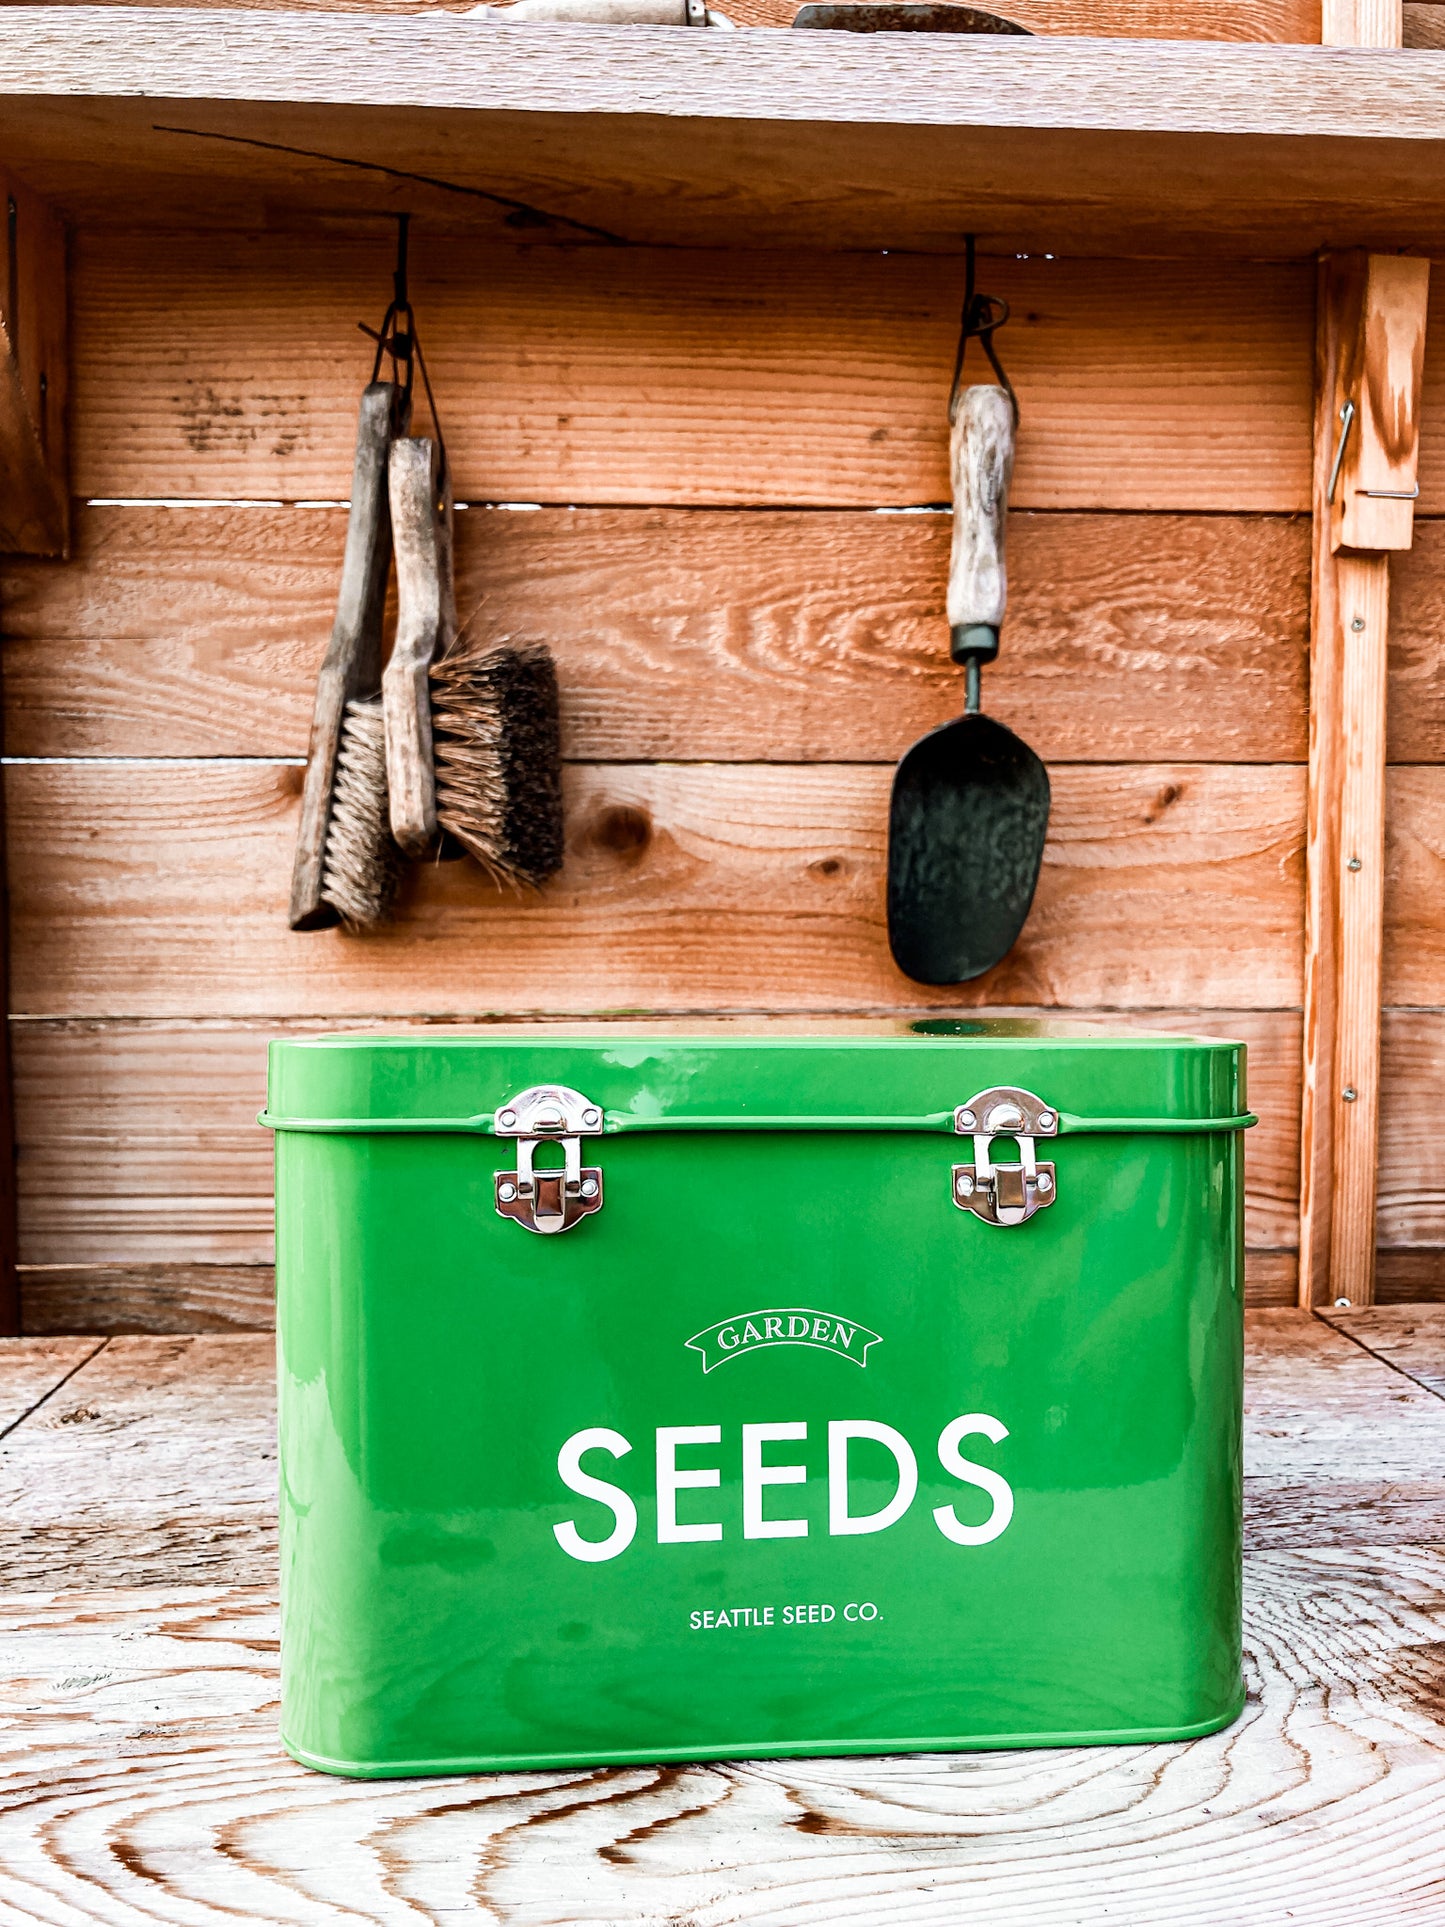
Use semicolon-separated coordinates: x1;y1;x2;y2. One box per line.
0;171;66;557
1301;247;1428;1310
1322;0;1401;39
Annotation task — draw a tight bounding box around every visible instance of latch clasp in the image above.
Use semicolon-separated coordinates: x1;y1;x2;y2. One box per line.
494;1085;604;1235
952;1086;1057;1227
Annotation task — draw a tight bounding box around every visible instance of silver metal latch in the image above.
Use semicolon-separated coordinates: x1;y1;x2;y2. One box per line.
494;1085;605;1235
952;1086;1058;1227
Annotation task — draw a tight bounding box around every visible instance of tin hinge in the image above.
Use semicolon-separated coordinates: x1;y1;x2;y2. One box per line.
494;1085;605;1235
952;1086;1057;1227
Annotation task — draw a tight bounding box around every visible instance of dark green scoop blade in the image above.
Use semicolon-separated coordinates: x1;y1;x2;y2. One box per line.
887;712;1051;985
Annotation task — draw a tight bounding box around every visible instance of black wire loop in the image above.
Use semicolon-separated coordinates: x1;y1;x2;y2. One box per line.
358;212;448;487
947;234;1018;427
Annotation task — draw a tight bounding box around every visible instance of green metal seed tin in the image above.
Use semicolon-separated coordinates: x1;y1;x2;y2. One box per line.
265;1018;1250;1778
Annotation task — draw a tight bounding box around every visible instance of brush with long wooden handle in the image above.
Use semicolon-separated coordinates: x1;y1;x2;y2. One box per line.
289;381;409;928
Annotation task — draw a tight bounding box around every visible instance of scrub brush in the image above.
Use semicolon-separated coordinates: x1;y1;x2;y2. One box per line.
320;696;404;924
430;638;565;888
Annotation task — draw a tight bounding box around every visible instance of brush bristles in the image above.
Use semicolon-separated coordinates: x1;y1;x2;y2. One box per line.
430;643;564;887
321;696;402;927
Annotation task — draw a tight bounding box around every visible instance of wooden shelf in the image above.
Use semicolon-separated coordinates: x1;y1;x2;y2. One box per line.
2;8;1445;250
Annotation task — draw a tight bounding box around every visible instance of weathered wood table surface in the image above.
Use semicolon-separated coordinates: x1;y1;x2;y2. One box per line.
2;1308;1445;1924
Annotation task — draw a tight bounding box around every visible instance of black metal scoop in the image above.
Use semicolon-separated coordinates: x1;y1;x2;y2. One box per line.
887;379;1050;984
792;4;1031;30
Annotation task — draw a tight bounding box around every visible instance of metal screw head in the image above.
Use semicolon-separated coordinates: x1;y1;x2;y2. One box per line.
580;1176;599;1199
1037;1171;1054;1194
1351;616;1366;632
498;1180;518;1203
958;1109;977;1130
1347;856;1362;872
1342;1086;1358;1103
1334;1297;1351;1309
499;1109;517;1128
582;1108;601;1128
1038;1111;1056;1131
956;1173;975;1197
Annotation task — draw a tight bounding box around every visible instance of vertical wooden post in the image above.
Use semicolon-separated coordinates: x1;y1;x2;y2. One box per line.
1301;0;1411;1311
0;173;67;1333
1300;251;1427;1310
0;173;68;557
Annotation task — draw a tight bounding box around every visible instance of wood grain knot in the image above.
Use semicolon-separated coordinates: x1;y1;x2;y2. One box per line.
1143;780;1184;824
789;1803;858;1836
586;803;653;862
808;856;844;880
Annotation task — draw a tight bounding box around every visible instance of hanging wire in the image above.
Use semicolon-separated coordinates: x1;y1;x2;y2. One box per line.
947;234;1018;426
359;213;448;482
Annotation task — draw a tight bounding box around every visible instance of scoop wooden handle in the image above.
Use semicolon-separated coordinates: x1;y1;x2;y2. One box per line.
946;383;1015;663
384;436;446;855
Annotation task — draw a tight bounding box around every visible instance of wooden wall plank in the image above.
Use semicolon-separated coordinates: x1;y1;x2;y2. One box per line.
11;1257;1308;1329
0;505;1311;763
1380;1009;1445;1251
3;760;1306;1016
8;1009;1304;1267
10;0;1323;34
1384;517;1445;761
70;236;1315;510
1385;766;1445;1003
1404;0;1445;42
1377;1251;1445;1300
18;1266;275;1334
1246;1250;1299;1305
1403;315;1445;512
14;1024;275;1267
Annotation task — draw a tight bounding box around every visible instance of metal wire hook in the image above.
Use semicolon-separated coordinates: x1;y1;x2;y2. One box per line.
357;212;447;484
948;234;1018;426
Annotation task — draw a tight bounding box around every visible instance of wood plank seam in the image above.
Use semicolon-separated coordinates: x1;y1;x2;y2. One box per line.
0;1333;106;1438
1315;1307;1445;1399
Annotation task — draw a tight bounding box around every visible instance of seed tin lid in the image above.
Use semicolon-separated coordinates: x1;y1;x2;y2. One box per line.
263;1019;1252;1136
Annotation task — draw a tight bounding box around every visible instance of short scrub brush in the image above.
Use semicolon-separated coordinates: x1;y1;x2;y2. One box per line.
385;437;565;891
429;641;563;887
